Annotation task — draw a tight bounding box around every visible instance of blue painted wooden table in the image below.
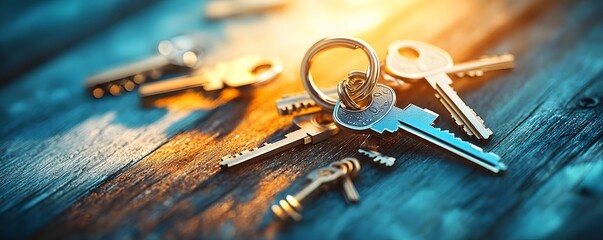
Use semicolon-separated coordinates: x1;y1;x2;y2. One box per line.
0;0;602;239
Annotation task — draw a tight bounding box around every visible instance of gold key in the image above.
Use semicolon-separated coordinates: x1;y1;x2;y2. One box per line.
139;55;282;99
271;164;345;221
330;158;361;203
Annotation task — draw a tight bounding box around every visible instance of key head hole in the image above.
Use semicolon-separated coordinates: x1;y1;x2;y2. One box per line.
397;47;420;60
251;63;273;75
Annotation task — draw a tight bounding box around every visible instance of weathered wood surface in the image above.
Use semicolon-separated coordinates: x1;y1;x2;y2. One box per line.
0;0;602;239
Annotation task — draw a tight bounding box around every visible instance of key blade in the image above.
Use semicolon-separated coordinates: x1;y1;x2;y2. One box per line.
138;74;212;99
85;55;170;98
450;54;514;77
429;73;493;139
385;105;505;173
86;55;169;88
220;113;339;168
276;87;339;115
220;128;309;168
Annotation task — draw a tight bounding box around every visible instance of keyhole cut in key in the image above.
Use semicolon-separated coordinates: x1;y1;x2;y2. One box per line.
251;63;273;75
397;47;420;60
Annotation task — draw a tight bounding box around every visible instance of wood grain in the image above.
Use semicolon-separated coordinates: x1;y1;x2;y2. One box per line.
0;0;601;239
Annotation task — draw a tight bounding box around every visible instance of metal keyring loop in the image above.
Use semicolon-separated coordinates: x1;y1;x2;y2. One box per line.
301;36;380;110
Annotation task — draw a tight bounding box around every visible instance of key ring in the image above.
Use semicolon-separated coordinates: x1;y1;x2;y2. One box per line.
301;36;380;110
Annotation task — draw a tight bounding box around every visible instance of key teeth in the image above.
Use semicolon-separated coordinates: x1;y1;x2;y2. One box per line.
467;107;493;136
358;149;396;167
436;126;500;160
437;88;492;138
432;127;465;143
278;100;318;115
220;144;267;162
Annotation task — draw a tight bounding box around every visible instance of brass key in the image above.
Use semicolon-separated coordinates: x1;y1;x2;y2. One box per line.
139;55;282;99
330;158;361;203
271;165;344;221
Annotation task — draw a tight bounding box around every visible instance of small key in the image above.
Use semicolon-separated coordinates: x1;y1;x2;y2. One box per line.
220;112;339;168
333;82;507;173
276;87;339;115
139;55;282;99
85;34;205;98
384;40;495;139
271;165;344;221
358;135;396;167
382;54;514;85
330;158;361;203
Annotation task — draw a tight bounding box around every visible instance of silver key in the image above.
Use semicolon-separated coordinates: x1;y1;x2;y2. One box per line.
381;54;515;85
276;87;339;115
330;158;361;203
384;40;495;139
139;55;282;99
271;165;344;221
333;83;507;173
220;112;339;168
85;34;205;98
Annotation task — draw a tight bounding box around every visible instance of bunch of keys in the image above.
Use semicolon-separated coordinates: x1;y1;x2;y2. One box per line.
271;158;361;221
276;42;514;127
299;37;507;173
85;34;206;98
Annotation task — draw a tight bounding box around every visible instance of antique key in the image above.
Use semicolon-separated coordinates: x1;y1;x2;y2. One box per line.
271;165;344;221
85;34;205;98
220;112;339;168
276;87;339;115
139;55;282;99
333;82;507;173
381;54;514;87
330;158;361;203
384;40;496;139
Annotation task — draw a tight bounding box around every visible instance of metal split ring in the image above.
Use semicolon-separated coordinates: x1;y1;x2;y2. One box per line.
337;70;372;110
301;36;380;110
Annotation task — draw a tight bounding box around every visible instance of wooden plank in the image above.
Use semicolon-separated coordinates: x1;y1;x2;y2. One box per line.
0;0;225;238
486;75;603;239
28;0;603;239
